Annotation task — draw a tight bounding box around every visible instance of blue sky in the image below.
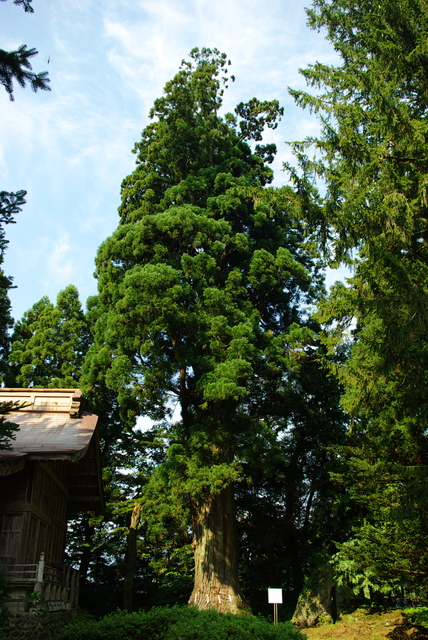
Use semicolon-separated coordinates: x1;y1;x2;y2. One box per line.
1;0;339;321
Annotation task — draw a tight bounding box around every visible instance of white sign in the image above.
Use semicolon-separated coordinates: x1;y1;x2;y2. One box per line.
46;601;66;612
268;588;283;604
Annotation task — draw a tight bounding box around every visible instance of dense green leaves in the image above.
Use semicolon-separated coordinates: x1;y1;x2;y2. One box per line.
55;605;306;640
287;0;428;599
9;285;91;387
117;48;281;225
290;0;428;381
85;47;319;429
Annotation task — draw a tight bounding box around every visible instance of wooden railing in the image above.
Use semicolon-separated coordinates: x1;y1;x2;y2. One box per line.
2;553;79;609
2;563;38;582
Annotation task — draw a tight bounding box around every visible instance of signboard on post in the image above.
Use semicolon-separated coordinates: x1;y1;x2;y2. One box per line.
268;588;282;625
268;588;283;604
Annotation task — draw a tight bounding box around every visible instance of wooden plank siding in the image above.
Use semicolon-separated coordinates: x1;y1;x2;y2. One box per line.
0;388;103;610
0;461;68;566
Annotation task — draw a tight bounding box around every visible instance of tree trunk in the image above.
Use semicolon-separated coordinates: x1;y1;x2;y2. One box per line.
189;485;249;614
78;517;94;589
123;503;141;612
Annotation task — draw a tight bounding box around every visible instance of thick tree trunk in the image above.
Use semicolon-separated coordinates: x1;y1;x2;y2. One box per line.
189;485;249;614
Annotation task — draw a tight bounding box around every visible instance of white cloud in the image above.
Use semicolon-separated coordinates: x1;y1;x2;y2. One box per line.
2;0;340;321
43;233;75;288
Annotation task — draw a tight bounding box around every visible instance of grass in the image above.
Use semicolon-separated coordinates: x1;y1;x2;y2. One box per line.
301;608;428;640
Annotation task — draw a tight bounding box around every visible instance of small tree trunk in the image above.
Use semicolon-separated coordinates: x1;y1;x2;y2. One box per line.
79;517;94;589
189;485;249;614
123;503;141;612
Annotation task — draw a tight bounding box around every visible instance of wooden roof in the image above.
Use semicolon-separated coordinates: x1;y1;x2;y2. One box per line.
0;389;104;511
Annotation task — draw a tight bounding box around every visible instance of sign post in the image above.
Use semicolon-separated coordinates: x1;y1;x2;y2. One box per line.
267;588;282;626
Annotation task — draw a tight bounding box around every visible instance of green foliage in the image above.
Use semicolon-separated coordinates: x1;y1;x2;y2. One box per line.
403;607;428;627
9;284;91;387
330;441;428;598
333;524;414;599
0;401;20;450
0;190;24;248
83;47;317;420
54;605;306;640
0;190;23;385
287;0;428;402
22;591;49;622
1;0;50;101
0;45;50;100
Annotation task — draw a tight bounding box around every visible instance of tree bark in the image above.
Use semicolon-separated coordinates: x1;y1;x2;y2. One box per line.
123;503;141;612
78;517;94;589
189;485;249;614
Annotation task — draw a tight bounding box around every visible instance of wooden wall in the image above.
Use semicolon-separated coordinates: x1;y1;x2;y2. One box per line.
0;461;68;567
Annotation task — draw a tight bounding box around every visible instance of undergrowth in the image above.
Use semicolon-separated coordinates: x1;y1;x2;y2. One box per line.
54;605;306;640
403;607;428;628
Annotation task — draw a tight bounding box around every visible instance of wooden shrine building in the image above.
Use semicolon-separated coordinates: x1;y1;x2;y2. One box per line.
0;388;103;612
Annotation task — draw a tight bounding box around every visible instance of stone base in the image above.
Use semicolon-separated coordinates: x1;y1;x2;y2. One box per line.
4;609;76;640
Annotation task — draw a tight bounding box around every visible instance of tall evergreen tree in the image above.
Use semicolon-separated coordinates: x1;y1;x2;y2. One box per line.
289;0;428;403
0;191;25;449
0;190;25;385
287;0;428;596
9;284;91;387
81;48;325;613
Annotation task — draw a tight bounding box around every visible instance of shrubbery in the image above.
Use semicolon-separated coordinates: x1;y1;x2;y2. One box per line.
54;605;307;640
403;607;428;628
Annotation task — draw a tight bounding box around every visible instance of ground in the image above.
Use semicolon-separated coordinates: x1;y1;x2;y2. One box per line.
300;609;428;640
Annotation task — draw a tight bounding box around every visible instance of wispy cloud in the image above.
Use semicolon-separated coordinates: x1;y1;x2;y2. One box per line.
1;0;338;320
40;233;75;292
